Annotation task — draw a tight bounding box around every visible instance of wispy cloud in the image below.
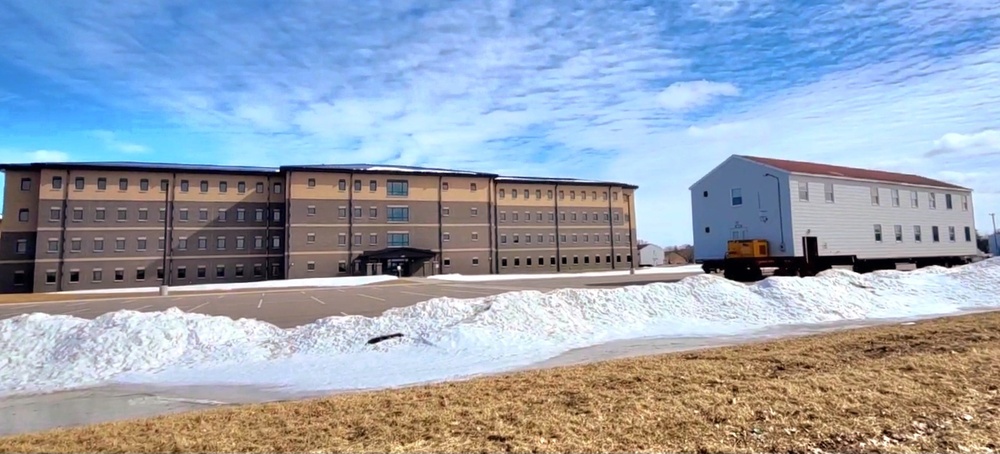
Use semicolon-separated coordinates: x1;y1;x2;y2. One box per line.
1;0;999;243
90;130;149;154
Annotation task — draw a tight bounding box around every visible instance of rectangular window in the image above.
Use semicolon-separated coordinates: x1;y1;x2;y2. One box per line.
219;181;227;193
216;265;226;278
179;209;189;221
354;179;362;191
200;180;209;192
369;233;378;245
199;209;209;221
49;207;61;221
94;238;104;251
137;238;147;251
119;178;128;191
139;179;149;191
181;180;189;192
387;206;409;222
97;177;107;190
945;194;953;210
369;180;377;191
306;206;316;216
948;226;956;242
19;177;31;191
307;178;316;188
273;182;282;194
387;233;410;247
45;270;56;284
873;224;882;242
15;239;27;254
354;206;362;218
197;266;207;278
387;180;409;196
929;193;937;209
894;225;902;242
338;233;347;246
369;207;377;218
238;181;246;193
136;268;146;281
961;195;969;211
52;176;63;189
161;179;169;191
914;225;922;242
217;209;227;222
798;182;808;201
18;208;29;222
70;239;81;252
354;233;362;246
891;189;900;207
216;236;226;250
910;190;918;207
256;182;264;193
115;269;124;282
92;269;102;282
237;236;246;249
870;187;879;205
730;188;745;206
235;265;245;277
75;177;85;190
178;267;187;279
932;226;940;242
117;208;127;221
964;226;972;242
138;209;148;221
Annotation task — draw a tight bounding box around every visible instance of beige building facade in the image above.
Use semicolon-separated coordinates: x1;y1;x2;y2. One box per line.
0;162;638;293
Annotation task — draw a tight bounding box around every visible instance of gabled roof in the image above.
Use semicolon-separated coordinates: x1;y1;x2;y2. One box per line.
638;243;658;251
738;155;969;191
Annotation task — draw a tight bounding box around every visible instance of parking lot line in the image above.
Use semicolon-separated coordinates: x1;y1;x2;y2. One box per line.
186;301;211;312
309;295;326;305
133;305;152;311
257;297;264;309
399;290;443;298
357;293;386;302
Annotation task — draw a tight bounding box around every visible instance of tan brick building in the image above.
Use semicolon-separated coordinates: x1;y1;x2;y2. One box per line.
0;162;638;293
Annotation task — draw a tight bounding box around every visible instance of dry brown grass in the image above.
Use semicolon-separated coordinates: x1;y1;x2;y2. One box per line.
3;311;1000;453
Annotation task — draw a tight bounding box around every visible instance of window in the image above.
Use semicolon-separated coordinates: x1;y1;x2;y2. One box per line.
442;207;450;216
948;226;956;242
200;180;209;192
387;180;408;196
272;236;281;249
272;208;281;222
339;179;347;191
136;268;146;281
501;258;508;267
338;262;347;273
961;195;969;211
115;238;126;251
219;181;227;193
932;226;940;242
237;209;246;221
52;176;63;189
94;238;104;251
158;237;165;250
237;236;246;249
92;270;102;282
119;178;128;190
20;177;31;191
353;233;362;246
157;268;164;280
338;207;347;218
178;267;187;279
69;270;79;283
730;188;743;206
354;206;362;218
472;257;479;266
45;270;56;284
369;180;377;191
387;206;409;222
216;236;226;250
914;226;922;242
307;178;316;188
238;181;246;193
18;209;28;222
387;233;410;247
71;208;83;221
161;179;169;191
472;232;479;241
139;179;149;191
97;177;107;190
499;189;505;198
798;182;808;201
15;239;27;254
50;207;61;221
307;262;316;271
471;183;478;191
273;182;282;194
198;237;208;249
197;266;207;278
443;232;451;242
894;225;903;242
199;208;209;221
929;193;937;209
117;208;128;221
255;209;264;221
138;209;148;221
138;238;148;250
891;189;900;207
870;187;879;205
217;209;227;222
47;239;59;252
181;180;189;192
95;208;106;221
369;233;378;245
910;190;918;207
873;224;883;242
179;209;189;221
256;182;264;193
964;226;972;242
70;239;81;252
369;207;378;218
945;194;953;210
354;180;362;191
235;265;244;277
216;265;226;278
71;176;84;190
115;269;125;282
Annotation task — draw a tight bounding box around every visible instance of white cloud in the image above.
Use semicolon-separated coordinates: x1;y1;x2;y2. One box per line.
656;81;740;112
90;130;149;154
0;149;71;163
929;129;1000;156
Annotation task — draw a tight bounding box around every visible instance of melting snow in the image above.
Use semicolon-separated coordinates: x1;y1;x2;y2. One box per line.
1;259;998;397
56;275;398;295
427;265;703;281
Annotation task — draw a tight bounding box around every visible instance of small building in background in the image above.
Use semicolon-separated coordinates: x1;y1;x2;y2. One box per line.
666;250;689;265
638;243;664;267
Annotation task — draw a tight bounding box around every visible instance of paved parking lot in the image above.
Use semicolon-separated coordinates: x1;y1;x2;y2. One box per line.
0;270;703;328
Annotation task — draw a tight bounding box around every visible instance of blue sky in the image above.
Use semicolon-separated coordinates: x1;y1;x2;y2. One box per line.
1;0;999;246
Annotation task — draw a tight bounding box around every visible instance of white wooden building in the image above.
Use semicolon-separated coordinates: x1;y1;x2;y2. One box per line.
690;155;979;263
637;243;664;267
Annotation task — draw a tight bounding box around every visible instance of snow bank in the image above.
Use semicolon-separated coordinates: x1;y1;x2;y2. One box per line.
57;275;398;295
2;259;999;397
427;264;703;282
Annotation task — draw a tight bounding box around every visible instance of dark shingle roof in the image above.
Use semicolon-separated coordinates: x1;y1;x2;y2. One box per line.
0;161;279;175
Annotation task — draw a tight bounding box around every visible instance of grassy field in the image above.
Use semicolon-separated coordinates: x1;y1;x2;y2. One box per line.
2;311;999;453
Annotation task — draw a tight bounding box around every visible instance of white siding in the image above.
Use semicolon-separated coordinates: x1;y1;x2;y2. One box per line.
789;175;978;259
638;244;664;266
691;157;794;261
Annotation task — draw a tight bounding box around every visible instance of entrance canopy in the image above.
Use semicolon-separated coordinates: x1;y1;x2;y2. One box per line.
353;247;436;262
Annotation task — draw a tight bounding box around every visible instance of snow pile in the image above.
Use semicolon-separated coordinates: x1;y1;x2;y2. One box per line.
2;259;999;397
428;265;703;282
